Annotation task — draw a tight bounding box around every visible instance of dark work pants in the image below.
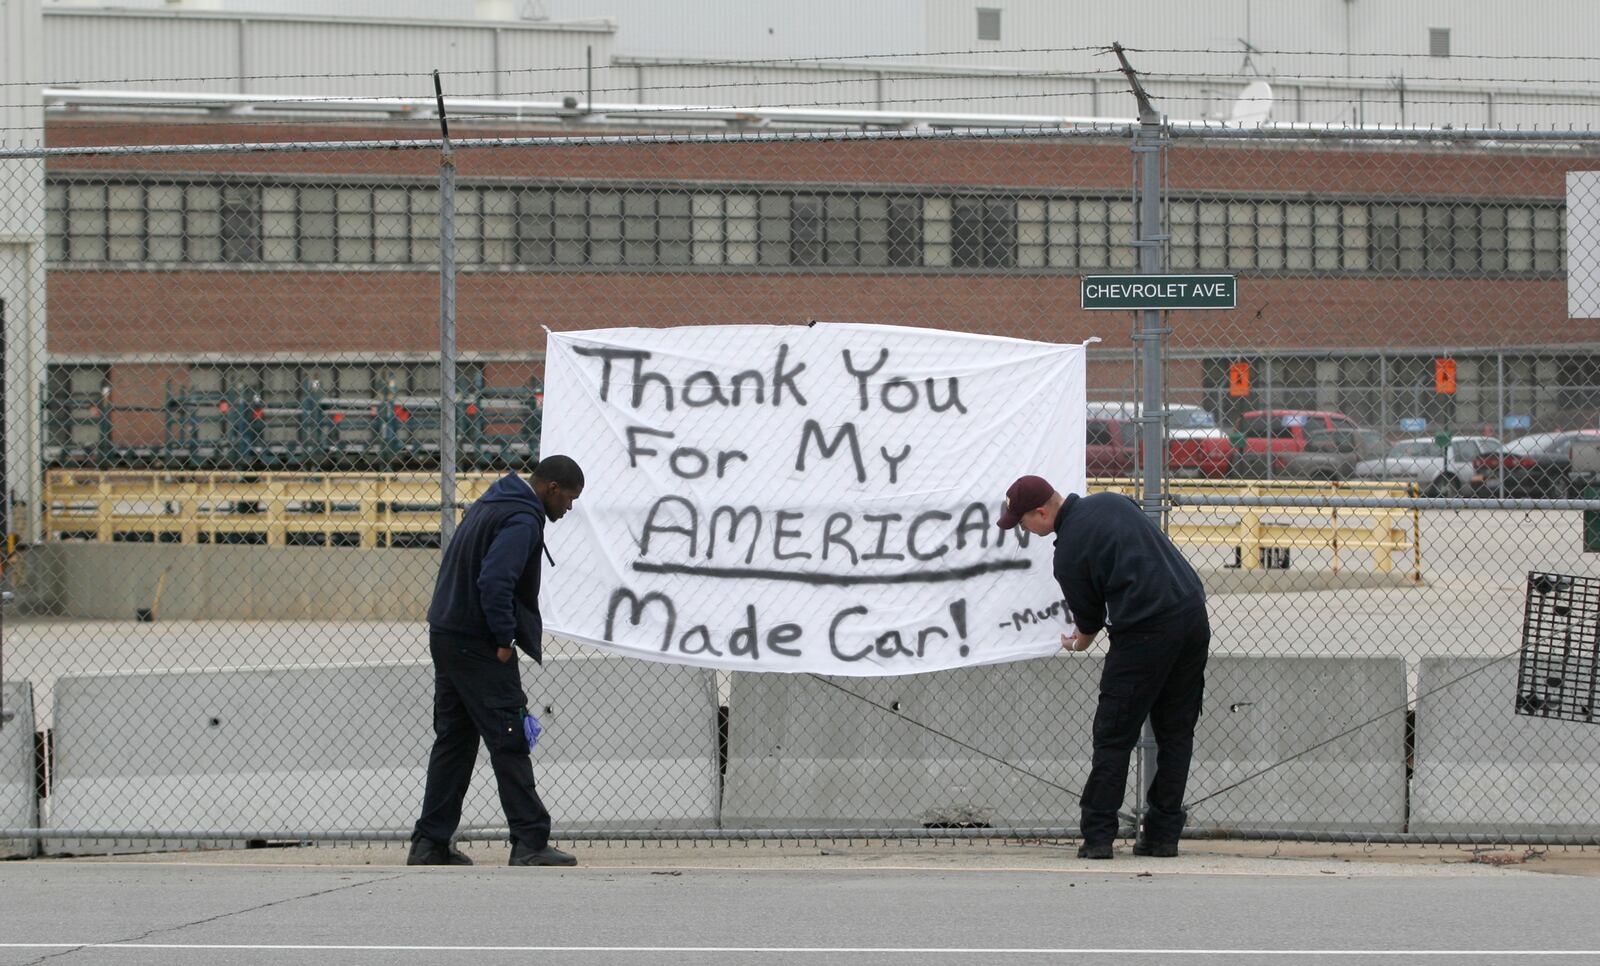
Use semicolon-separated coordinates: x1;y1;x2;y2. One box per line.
1080;607;1210;846
413;633;551;849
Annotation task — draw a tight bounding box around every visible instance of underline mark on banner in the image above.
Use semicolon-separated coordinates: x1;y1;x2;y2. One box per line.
631;559;1031;585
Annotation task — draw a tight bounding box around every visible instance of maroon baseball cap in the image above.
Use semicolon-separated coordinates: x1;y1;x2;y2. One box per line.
997;475;1055;529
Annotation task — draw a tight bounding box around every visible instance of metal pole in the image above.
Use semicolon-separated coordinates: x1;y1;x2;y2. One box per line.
434;71;459;548
1497;351;1506;498
1380;352;1389;443
1130;84;1168;839
1135;132;1167;526
0;588;10;731
1264;354;1273;484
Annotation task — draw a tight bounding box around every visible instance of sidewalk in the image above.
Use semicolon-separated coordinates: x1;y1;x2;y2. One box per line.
45;837;1594;876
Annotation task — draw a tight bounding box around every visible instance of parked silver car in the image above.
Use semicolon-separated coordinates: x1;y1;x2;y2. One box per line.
1353;435;1502;496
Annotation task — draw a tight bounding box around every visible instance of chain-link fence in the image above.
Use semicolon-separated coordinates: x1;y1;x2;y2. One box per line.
3;115;1600;854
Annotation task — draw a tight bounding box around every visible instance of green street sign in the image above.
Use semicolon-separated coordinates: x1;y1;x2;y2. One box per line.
1081;274;1237;310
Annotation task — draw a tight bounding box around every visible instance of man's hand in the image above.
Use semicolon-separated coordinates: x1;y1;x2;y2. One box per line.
496;646;514;663
1061;630;1095;652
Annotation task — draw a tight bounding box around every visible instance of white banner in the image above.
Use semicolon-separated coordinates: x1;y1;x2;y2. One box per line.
539;323;1085;676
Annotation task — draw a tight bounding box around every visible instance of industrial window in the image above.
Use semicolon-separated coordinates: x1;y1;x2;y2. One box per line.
44;365;110;449
1024;196;1135;269
1429;27;1451;58
1266;358;1322;412
288;187;337;262
1556;356;1600;413
785;194;923;267
1370;201;1563;276
46;181;263;263
691;192;759;266
1205;351;1600;435
789;195;827;266
1336;357;1383;427
631;191;693;265
218;186;263;263
884;197;924;266
178;361;483;400
464;187;693;267
977;7;1001;41
43;176;1569;279
260;185;429;264
1212;358;1324;417
938;196;1017;269
332;186;432;264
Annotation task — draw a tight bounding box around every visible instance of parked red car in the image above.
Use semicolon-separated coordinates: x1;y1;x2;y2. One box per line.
1085;402;1234;478
1236;409;1362;473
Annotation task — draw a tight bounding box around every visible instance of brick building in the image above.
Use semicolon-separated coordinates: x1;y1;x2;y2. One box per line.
33;108;1588;469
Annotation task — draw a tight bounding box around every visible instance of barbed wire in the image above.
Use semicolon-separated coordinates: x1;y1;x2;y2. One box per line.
5;41;1600;92
1139;45;1600;63
0;46;1111;91
0;53;1595;138
33;85;1600;128
7;83;1600;140
8;63;1600;118
0;88;1132;139
0;66;1132;115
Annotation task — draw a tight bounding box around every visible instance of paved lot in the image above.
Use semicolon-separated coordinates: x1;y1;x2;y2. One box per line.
3;842;1599;966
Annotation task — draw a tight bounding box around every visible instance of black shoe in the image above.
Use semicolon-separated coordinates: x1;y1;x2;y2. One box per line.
1076;841;1114;860
407;837;473;866
509;841;578;867
1132;838;1179;857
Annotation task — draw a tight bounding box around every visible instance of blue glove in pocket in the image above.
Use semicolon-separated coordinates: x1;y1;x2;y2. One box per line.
522;709;542;751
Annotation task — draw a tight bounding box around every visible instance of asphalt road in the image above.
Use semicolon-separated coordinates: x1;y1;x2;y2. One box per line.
3;846;1599;966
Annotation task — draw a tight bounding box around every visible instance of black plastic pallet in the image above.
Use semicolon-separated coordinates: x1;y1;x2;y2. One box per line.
1517;571;1600;724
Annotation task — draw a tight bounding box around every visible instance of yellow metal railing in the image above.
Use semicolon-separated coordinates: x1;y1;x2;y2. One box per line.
42;471;1421;577
43;469;505;549
1089;478;1420;579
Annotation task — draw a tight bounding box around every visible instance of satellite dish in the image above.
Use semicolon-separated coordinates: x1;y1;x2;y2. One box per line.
1230;80;1274;126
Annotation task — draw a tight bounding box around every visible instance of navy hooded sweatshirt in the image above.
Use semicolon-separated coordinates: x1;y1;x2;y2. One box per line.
427;472;549;662
1052;492;1206;636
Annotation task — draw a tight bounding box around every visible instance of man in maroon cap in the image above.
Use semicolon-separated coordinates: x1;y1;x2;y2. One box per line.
998;475;1209;860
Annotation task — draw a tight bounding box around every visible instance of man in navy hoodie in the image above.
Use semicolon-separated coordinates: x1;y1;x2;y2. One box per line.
409;454;585;867
998;474;1209;861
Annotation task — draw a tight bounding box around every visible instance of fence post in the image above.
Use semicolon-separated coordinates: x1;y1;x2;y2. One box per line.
1121;48;1170;841
1497;350;1506;498
434;70;459;548
1134;122;1168;527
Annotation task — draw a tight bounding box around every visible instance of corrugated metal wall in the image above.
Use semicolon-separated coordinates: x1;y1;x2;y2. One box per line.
540;0;924;62
3;0;45;149
46;14;240;93
29;1;1600;127
41;9;614;98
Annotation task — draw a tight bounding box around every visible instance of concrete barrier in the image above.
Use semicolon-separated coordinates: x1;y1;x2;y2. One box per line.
723;658;1103;829
1413;657;1600;833
1187;656;1408;832
21;544;436;620
47;657;718;848
1;682;38;857
723;655;1407;832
